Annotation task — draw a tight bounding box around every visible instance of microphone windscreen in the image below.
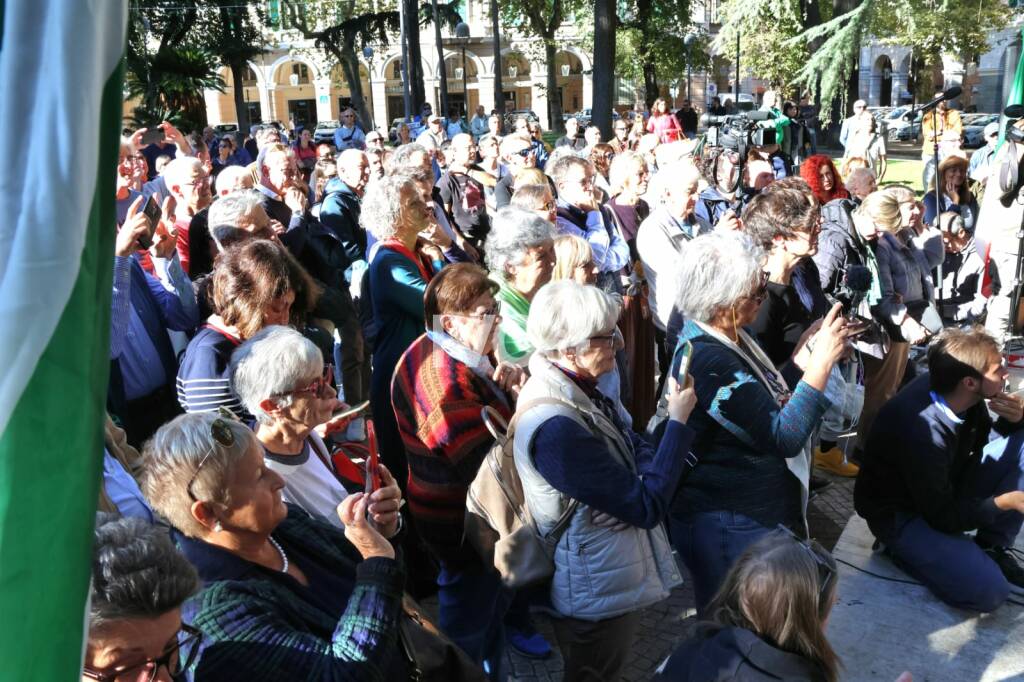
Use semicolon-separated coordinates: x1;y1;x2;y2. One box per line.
944;86;962;100
845;264;872;293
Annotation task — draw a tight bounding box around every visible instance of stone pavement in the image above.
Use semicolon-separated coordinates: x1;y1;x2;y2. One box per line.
421;472;859;681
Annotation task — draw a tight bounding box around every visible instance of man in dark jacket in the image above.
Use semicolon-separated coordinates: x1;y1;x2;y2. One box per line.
674;99;699;138
855;326;1024;612
256;145;309;259
309;149;371;405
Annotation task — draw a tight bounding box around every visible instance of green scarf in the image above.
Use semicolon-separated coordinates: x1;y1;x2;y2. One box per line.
492;275;533;366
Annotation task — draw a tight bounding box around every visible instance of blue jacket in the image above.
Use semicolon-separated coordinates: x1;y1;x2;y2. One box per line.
693;187;749;233
311;177;366;286
109;256;199;411
670;320;830;529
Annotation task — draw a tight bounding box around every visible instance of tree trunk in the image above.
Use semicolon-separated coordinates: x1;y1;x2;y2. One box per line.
431;0;449;118
544;40;564;134
636;0;657;107
340;51;375;132
643;63;659;108
490;0;503;118
405;0;426;111
592;0;616;140
228;61;250;131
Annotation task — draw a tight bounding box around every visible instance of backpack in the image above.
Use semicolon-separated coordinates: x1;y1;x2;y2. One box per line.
464;400;580;589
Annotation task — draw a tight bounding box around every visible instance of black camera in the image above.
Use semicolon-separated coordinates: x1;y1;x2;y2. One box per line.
1004;104;1024;143
701;110;777;154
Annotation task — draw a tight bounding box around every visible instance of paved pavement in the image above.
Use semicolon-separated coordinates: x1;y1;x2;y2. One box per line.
421;472;859;681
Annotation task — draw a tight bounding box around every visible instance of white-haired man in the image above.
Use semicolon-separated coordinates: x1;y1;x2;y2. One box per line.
163;156;213;275
256;145;309;257
312;149;373;406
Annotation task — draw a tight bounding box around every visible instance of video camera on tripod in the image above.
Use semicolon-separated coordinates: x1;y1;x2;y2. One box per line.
700;110;777;157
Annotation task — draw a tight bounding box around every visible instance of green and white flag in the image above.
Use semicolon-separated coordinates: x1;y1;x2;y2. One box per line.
1001;28;1024;145
0;1;126;678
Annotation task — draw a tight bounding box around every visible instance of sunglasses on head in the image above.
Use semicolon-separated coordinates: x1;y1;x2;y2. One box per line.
775;524;836;610
186;406;238;502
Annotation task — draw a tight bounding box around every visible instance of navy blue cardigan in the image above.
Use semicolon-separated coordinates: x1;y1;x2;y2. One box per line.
670;321;830;529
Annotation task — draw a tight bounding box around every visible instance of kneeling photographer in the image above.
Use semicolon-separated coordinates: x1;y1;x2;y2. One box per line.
694;112;779;233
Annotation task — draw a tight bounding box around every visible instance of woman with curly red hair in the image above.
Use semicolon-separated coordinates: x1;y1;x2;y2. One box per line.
800;155;849;206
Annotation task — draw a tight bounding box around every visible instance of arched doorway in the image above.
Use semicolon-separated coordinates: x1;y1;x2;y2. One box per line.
271;58;319;128
444;54;479;117
875;55;893;107
555;51;584;114
501;51;532;113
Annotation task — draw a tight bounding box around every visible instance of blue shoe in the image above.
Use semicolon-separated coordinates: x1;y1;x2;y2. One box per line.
507;628;552;659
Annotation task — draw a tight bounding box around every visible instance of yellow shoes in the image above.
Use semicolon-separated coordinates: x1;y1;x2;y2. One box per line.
814;446;860;477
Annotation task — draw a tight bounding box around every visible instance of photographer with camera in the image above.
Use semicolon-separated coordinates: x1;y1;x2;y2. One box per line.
695;112;782;232
694;148;746;233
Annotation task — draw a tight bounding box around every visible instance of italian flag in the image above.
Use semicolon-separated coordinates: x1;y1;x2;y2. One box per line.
0;1;127;678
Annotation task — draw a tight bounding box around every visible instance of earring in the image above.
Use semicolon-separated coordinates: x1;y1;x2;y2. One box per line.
213;522;223;533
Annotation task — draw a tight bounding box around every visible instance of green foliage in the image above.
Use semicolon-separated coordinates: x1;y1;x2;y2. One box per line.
785;0;874;121
869;0;1011;67
712;0;808;95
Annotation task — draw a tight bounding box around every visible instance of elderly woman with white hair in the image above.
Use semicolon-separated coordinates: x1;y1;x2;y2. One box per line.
666;231;850;615
361;172;440;484
486;206;556;366
512;280;697;681
230;325;402;534
139;412;441;681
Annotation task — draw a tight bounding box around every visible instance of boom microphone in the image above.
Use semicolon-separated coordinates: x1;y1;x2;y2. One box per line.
904;86;963;120
839;264;872;317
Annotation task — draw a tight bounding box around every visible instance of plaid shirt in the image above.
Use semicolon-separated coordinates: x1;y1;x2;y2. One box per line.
178;505;407;681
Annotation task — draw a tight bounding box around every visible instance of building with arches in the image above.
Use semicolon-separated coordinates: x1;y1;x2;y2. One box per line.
857;20;1024;113
197;0;598;132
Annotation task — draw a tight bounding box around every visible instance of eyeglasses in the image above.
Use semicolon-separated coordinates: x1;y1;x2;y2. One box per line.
457;301;502;319
750;270;770;303
282;363;334;399
775;525;836;610
186;408;237;502
568;175;595;189
512;147;534;159
588;328;623;348
82;623;203;682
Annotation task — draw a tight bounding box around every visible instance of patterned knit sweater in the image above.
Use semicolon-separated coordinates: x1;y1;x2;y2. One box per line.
391;333;514;567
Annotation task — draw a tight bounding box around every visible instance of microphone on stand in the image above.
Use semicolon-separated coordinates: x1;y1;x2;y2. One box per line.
903;86;962;120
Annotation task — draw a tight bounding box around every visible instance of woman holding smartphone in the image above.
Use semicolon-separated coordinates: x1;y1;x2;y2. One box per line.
229;324;402;534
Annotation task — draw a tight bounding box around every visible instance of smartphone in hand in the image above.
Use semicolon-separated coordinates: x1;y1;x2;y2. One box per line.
138;196;161;249
331;400;370;422
140;128;165;146
364;422;380;495
676;340;694;386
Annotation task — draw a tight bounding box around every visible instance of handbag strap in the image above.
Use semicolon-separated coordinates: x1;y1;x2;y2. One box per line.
496;398;584;544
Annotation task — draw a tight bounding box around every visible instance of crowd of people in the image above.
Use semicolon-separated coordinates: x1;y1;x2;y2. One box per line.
89;91;1024;682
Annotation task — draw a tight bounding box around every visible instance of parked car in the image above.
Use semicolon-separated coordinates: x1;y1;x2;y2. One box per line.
887;108;922;141
313;120;340;145
213;123;239;134
895;121;922;142
963;113;999;149
572;108;621;128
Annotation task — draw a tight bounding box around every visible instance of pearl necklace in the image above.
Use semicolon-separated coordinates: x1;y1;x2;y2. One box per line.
268;535;289;573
